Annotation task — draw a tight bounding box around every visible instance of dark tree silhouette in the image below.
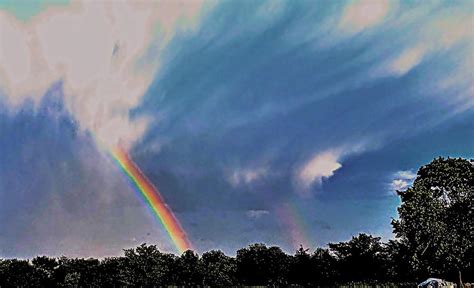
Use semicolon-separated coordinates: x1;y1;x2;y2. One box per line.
175;250;202;286
55;257;100;287
311;247;338;285
200;250;236;287
329;233;386;283
288;246;312;286
0;259;39;287
31;256;58;287
236;243;289;286
96;257;128;287
122;243;177;286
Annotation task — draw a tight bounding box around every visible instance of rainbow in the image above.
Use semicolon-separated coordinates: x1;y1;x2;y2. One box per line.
111;146;192;253
277;202;311;251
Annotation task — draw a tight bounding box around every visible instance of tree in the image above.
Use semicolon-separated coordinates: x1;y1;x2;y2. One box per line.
56;257;100;287
392;157;473;282
31;256;59;287
329;233;387;283
0;259;39;287
175;250;203;286
96;257;128;287
200;250;237;287
288;246;312;286
383;239;414;282
311;247;338;285
122;243;177;286
236;243;289;286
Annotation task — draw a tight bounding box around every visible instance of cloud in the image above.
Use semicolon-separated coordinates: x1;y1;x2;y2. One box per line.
245;210;270;219
339;0;392;34
228;167;268;186
382;7;473;77
395;170;416;180
391;179;410;191
390;170;417;192
0;0;205;149
388;45;426;76
297;150;342;190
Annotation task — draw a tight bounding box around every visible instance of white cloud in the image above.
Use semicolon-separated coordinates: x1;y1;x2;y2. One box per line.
384;8;473;77
388;45;426;76
245;210;269;219
395;170;416;180
390;170;417;192
297;150;342;189
0;0;205;149
229;167;268;186
391;179;409;191
339;0;392;34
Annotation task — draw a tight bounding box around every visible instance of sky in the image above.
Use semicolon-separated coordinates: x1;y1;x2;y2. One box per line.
0;0;473;258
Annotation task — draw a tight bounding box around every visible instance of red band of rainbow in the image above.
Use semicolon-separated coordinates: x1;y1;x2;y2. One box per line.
111;146;192;253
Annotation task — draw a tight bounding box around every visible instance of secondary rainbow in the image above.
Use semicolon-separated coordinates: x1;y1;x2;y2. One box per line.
111;146;192;253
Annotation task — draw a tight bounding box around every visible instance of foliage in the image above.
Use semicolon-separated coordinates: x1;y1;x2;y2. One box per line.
329;233;387;283
200;250;236;287
392;157;473;281
236;243;290;286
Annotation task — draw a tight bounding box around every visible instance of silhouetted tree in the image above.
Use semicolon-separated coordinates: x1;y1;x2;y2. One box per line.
55;257;100;287
31;256;59;287
236;243;289;286
122;243;177;286
175;250;202;286
311;247;338;285
329;233;386;283
288;246;312;286
200;250;236;287
96;257;128;287
0;259;39;287
392;157;473;282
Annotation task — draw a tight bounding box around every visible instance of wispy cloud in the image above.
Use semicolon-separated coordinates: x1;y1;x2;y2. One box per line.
245;210;270;219
228;167;268;186
388;45;426;76
338;0;392;34
0;0;206;149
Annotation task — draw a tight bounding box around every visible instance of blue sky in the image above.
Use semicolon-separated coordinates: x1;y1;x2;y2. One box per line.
0;0;473;258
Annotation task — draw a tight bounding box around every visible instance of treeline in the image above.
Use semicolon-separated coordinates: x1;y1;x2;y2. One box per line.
0;235;448;287
0;157;472;287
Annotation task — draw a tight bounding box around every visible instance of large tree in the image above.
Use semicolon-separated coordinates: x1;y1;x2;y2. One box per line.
392;157;473;282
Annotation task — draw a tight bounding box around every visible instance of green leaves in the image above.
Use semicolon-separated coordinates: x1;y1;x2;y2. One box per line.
393;157;473;280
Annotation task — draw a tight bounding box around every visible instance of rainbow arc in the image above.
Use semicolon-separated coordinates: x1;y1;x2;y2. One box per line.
111;146;192;253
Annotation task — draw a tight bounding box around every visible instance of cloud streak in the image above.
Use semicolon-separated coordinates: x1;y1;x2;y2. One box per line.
339;0;392;34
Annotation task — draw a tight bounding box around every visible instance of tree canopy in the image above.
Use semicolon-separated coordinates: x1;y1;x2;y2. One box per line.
392;157;473;281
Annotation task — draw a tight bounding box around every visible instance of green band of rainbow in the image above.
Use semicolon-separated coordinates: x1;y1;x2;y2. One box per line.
111;147;192;253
